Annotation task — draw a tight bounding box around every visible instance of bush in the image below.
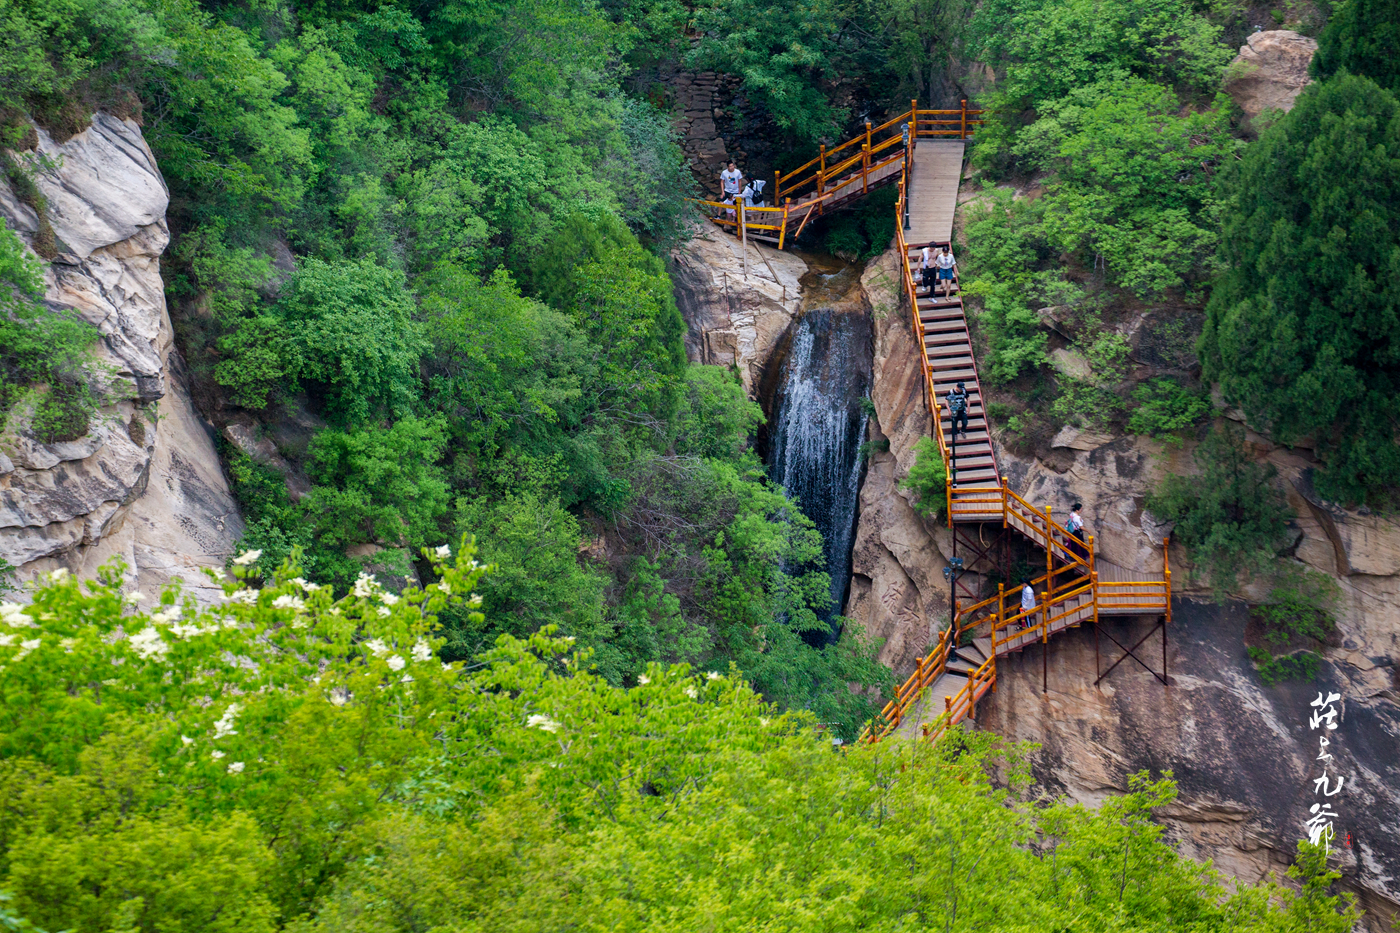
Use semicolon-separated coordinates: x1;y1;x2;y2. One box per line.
1311;0;1400;93
1145;424;1293;592
1128;378;1213;439
900;436;947;518
1248;646;1323;687
1253;566;1339;649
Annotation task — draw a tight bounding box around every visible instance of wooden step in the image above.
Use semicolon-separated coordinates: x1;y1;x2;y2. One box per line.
952;469;998;484
926;344;972;359
973;636;993;659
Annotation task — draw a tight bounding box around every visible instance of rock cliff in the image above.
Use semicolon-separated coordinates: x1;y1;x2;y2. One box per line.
1226;30;1319;124
1;113;242;600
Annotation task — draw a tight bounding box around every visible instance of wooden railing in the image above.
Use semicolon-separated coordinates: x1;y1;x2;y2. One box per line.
695;99;985;250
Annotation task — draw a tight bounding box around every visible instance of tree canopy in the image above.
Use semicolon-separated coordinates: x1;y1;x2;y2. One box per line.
1200;73;1400;504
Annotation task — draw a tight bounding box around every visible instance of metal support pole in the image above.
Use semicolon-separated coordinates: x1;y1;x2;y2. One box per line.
738;199;748;278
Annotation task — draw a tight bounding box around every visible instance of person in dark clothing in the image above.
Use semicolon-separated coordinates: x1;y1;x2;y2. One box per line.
947;381;969;437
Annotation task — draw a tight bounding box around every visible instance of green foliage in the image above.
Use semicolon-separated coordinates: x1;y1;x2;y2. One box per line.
816;185;899;260
1312;0;1400;93
1201;73;1400;504
1145;424;1294;592
0;564;1365;930
1248;647;1323;687
900;436;947;517
0;222;100;437
1128;377;1214;439
670;365;765;460
971;0;1232;112
1253;566;1339;649
303;417;450;550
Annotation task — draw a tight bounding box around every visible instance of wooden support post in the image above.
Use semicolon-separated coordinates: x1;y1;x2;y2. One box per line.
1090;567;1099;625
960;99;968;139
911;99;918;138
865;119;872;156
738;199;748;278
1002;477;1009;529
862;143;870;193
818;144;826;195
1044;505;1053;581
778;198;790;250
774;169;781;205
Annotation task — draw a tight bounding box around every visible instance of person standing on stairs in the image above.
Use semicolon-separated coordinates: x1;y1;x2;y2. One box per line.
1067;502;1089;567
920;245;936;294
934;244;957;299
947;381;969;438
1020;579;1036;631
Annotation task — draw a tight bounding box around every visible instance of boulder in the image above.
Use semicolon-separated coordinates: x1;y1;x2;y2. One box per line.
1050;347;1093;381
1226;31;1318;120
669;224;807;394
1050;425;1115;451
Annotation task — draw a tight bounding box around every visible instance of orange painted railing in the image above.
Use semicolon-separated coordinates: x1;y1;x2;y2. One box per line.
860;175;1171;742
697;99;985;250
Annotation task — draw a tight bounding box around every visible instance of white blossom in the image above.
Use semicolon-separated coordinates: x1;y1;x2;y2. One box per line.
128;627;169;661
213;703;242;739
47;568;69;582
181;735;194;746
227;761;245;774
59;637;76;653
272;595;305;611
638;675;650;685
527;714;562;733
149;605;182;624
15;638;40;661
707;671;722;680
400;674;414;684
437;581;452;594
434;545;451;559
411;640;433;663
376;606;391;618
386;654;406;672
329;687;349;707
225;589;258;605
0;634;14;647
684;686;698;699
363;638;389;658
124;591;146;605
170;623;203;639
353;573;378;598
210;750;226;760
290;577;320;592
1;603;35;628
232;549;263;566
442;662;454;672
208;568;226;582
467;594;483;607
380;592;399;606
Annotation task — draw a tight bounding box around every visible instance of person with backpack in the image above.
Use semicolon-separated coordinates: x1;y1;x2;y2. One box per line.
934;244;957;299
1020;579;1036;631
947;381;969;438
920;245;936;294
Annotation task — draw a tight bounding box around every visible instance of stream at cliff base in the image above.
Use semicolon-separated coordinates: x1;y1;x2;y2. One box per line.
765;259;874;639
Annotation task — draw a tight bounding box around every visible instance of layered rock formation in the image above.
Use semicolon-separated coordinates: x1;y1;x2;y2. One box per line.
1;114;242;600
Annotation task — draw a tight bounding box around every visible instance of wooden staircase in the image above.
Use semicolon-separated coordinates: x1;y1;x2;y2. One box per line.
855;168;1172;745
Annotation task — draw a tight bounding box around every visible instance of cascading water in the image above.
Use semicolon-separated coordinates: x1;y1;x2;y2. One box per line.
767;303;873;638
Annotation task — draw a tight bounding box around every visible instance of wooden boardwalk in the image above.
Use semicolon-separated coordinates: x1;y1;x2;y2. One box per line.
906;141;965;244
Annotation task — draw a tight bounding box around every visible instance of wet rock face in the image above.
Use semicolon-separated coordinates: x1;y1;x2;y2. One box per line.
1;113;242;601
1227;30;1319;122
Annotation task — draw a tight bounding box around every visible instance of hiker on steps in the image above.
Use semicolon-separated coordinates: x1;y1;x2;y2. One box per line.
934;244;957;299
1066;501;1089;567
920;245;936;294
947;381;969;438
1020;579;1036;631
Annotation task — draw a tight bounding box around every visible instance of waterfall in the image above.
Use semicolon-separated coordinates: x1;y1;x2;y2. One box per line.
767;306;873;636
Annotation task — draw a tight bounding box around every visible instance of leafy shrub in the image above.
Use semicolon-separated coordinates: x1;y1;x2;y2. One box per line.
1145;424;1293;592
1253;567;1339;649
0;223;99;436
1248;646;1323;687
900;436;947;518
1128;378;1213;439
1311;0;1400;93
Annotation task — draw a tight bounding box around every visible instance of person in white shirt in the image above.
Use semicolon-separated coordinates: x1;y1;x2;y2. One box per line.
920;245;935;294
1066;501;1088;566
720;161;744;198
1020;580;1036;631
934;244;958;299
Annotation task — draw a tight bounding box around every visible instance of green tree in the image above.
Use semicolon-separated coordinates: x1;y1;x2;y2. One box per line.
1200;74;1400;503
1145;424;1294;592
302;417;451;549
1312;0;1400;93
